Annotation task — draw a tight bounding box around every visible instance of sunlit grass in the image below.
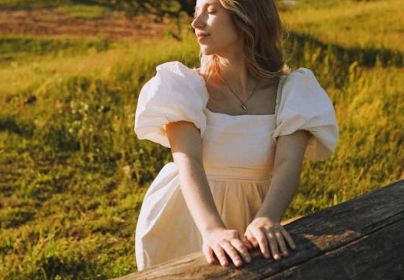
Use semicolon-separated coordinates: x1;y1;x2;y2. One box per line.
0;35;199;279
283;0;404;52
289;65;404;216
1;0;403;279
56;4;110;19
0;0;112;10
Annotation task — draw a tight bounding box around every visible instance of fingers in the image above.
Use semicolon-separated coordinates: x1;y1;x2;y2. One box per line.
203;236;251;267
203;226;295;267
231;238;252;264
247;234;259;249
281;227;297;251
212;244;230;267
241;235;253;251
246;225;296;261
220;242;241;267
272;230;287;257
218;239;252;267
267;231;281;260
203;245;216;265
255;229;271;259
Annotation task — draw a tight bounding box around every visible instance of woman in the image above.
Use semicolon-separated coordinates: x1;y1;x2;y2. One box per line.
134;0;338;270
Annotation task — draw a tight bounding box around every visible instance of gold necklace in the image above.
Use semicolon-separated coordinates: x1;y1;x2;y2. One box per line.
222;78;260;110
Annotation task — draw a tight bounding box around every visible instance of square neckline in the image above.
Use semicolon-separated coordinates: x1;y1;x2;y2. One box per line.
194;69;287;118
204;107;276;118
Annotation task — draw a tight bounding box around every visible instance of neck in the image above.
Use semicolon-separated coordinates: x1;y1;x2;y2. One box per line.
217;54;252;97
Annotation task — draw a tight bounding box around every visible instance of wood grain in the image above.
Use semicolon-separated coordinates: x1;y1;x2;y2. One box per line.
114;179;404;280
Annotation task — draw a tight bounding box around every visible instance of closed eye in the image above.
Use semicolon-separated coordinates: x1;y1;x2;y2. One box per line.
194;3;219;18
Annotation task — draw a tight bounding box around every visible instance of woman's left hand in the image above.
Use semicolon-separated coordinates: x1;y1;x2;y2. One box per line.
244;217;296;261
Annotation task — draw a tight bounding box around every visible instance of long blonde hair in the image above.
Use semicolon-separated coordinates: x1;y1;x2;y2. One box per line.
199;0;288;80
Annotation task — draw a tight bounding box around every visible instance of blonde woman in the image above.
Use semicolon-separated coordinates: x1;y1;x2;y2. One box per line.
135;0;338;270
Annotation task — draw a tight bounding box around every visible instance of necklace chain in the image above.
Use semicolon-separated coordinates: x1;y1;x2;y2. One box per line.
221;77;259;110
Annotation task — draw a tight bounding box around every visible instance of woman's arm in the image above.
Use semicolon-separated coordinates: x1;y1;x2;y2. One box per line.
166;121;251;267
245;130;310;260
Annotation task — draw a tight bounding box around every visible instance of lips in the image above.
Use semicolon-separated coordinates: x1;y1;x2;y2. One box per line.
196;33;210;41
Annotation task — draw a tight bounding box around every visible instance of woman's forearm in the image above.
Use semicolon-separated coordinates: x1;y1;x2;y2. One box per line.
173;152;225;233
244;131;309;260
257;130;310;222
256;159;302;222
167;121;251;267
167;121;225;235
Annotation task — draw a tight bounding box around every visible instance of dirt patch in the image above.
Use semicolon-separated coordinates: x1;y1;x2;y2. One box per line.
0;9;172;41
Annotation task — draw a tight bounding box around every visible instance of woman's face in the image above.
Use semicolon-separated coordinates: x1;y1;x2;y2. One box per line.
192;0;243;57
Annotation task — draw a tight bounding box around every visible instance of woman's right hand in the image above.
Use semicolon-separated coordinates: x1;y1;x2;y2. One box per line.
166;123;252;267
202;228;252;267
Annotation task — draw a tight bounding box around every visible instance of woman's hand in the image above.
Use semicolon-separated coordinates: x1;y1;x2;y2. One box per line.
202;228;252;267
245;217;296;261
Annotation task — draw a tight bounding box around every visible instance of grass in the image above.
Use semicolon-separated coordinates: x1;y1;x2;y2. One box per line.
0;0;69;9
0;37;112;66
0;35;200;279
1;0;404;279
0;0;114;19
282;0;404;53
55;4;110;19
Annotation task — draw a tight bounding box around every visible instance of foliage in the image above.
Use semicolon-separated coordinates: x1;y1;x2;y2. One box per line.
0;0;195;18
112;0;195;18
1;0;404;279
56;4;110;19
0;0;113;10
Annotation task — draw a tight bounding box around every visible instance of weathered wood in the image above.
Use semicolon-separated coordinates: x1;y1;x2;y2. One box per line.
115;180;404;280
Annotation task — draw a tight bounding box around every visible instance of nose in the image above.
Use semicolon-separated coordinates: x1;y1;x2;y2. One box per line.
191;13;205;30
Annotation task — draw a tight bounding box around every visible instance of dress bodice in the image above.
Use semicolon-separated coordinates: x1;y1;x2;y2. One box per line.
202;109;276;182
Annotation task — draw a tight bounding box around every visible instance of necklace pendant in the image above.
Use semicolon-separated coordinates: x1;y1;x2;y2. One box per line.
241;104;247;110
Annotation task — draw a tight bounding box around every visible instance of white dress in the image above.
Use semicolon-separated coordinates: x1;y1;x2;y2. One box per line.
134;61;338;270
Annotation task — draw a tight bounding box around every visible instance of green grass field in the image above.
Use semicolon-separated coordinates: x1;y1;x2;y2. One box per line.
0;0;114;18
1;0;404;279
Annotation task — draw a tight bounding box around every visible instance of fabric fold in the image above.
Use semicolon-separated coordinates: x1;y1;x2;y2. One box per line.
273;68;339;160
135;61;209;148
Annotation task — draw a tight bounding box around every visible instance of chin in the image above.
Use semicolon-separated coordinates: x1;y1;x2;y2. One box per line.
199;45;216;56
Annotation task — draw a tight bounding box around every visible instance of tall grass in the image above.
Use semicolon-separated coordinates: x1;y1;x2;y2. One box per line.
283;0;404;53
0;0;115;12
1;0;403;279
0;36;200;279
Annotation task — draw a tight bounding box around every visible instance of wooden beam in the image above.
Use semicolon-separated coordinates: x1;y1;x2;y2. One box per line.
115;179;404;280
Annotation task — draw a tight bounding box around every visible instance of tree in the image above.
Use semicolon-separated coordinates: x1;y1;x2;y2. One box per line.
111;0;195;19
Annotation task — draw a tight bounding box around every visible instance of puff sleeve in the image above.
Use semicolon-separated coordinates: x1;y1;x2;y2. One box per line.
273;68;339;160
135;61;209;148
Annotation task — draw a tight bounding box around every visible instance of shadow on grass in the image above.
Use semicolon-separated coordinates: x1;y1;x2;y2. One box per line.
288;32;404;68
